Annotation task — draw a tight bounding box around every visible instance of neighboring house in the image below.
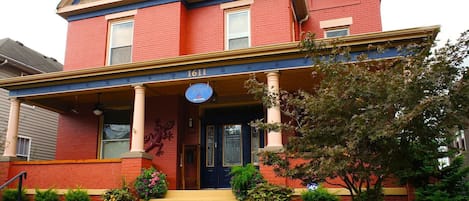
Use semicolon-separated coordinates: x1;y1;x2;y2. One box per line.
0;0;438;200
0;38;62;160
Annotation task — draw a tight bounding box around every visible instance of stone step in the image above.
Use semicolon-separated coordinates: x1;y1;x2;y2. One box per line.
154;190;237;201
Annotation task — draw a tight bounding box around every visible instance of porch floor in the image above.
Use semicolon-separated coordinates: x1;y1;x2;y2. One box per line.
155;190;236;201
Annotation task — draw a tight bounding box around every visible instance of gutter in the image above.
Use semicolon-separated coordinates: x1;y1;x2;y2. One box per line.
0;53;45;74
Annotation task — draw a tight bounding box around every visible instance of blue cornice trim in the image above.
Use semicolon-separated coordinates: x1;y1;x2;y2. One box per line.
67;0;179;21
9;48;400;97
183;0;234;9
72;0;80;5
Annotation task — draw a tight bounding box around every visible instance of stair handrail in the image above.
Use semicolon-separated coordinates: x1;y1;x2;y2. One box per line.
0;171;27;201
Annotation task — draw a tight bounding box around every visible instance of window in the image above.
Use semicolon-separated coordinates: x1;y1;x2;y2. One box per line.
325;28;349;38
226;10;250;50
250;127;260;165
320;17;352;38
17;136;31;160
108;19;134;65
206;125;215;167
100;110;131;159
223;124;242;166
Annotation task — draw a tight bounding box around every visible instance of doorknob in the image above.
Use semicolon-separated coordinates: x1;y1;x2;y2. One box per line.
215;142;217;149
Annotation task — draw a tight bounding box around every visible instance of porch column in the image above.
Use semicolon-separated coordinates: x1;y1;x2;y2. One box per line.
3;98;20;157
265;71;283;149
130;84;145;152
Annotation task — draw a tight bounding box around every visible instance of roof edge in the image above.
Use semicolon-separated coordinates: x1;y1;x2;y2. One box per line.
0;25;440;89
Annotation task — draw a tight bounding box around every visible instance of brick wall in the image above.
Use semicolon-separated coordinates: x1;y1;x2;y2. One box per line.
145;96;181;190
251;0;294;46
56;106;99;160
133;2;183;62
303;0;382;38
9;160;122;189
121;157;153;185
184;5;224;55
63;16;107;71
62;0;382;69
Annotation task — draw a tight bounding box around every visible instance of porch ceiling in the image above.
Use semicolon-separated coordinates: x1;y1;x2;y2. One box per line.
21;68;317;114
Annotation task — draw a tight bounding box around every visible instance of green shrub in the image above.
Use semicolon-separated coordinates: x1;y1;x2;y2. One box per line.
103;187;135;201
1;189;29;201
246;183;293;201
35;189;59;201
301;186;339;201
64;189;90;201
355;188;384;201
415;156;469;201
230;164;265;201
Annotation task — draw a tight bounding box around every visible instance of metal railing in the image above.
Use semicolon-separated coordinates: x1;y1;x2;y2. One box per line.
0;171;27;201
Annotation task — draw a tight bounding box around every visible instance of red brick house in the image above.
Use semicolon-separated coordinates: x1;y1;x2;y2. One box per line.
0;0;438;200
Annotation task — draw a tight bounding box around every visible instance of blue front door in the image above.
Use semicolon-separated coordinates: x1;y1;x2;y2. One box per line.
201;105;263;188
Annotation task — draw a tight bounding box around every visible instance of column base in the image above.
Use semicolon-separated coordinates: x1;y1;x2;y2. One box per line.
259;145;284;153
0;156;19;162
121;151;153;160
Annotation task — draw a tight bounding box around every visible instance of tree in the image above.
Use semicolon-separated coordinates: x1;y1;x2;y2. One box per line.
415;156;469;201
245;30;469;200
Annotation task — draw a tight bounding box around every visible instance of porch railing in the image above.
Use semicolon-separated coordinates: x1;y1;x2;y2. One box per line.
0;171;27;201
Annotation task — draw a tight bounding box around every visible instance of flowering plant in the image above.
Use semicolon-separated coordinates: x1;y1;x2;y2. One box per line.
134;167;168;200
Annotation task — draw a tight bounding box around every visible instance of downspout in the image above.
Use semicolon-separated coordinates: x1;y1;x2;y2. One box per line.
298;15;309;40
291;0;310;40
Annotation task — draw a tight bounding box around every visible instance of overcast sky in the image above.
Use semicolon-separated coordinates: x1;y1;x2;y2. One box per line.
0;0;467;64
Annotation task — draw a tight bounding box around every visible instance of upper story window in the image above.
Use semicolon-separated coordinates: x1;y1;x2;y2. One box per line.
320;17;353;39
325;28;350;38
108;19;134;65
226;9;251;50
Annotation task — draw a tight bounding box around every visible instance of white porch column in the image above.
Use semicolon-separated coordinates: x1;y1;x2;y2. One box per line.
3;98;20;157
265;71;283;149
130;85;145;152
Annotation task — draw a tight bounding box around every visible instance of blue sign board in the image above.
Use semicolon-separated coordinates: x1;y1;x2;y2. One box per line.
185;83;213;103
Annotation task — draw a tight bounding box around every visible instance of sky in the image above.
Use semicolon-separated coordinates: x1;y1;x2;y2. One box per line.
0;0;468;64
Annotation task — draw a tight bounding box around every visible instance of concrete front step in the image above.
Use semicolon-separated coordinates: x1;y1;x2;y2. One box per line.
154;190;237;201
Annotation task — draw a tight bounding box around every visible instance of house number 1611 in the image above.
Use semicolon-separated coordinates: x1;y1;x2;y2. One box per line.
187;68;207;78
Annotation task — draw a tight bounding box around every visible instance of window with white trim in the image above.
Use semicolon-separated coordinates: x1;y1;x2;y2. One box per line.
100;110;131;159
16;136;31;161
325;27;349;38
108;19;134;65
226;9;250;50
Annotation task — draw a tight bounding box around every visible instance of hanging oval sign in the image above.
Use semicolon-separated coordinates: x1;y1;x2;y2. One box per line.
185;83;213;104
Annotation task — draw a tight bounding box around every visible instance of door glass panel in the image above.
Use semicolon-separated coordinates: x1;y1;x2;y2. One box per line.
206;125;215;167
251;127;260;165
223;124;242;166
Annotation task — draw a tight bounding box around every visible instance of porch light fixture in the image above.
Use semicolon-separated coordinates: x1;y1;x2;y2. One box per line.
93;93;104;116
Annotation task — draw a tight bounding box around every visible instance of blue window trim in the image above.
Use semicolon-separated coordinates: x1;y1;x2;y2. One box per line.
9;48;400;97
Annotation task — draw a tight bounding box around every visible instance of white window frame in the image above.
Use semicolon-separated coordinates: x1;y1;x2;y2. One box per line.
225;9;251;50
16;135;31;161
324;27;350;38
107;19;134;65
99;110;131;159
